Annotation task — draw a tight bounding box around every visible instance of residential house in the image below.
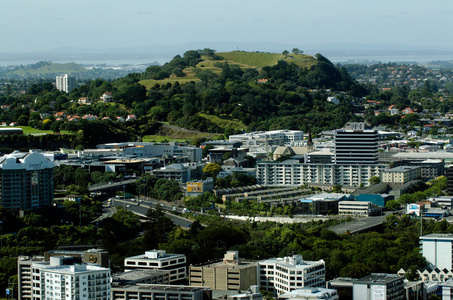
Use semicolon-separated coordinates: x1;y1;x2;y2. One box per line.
100;92;113;102
126;115;137;121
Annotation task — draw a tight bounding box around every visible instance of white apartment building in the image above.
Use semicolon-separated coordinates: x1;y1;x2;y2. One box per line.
420;234;453;270
19;256;111;300
258;255;325;296
124;250;186;283
56;74;76;93
256;162;385;187
229;130;304;147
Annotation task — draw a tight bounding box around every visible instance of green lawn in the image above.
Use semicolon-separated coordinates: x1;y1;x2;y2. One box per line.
198;113;246;131
18;126;70;135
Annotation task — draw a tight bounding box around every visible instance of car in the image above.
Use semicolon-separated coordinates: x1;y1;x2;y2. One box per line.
172;207;177;211
126;205;130;208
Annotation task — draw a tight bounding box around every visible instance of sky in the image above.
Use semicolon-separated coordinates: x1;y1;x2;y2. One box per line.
1;0;453;53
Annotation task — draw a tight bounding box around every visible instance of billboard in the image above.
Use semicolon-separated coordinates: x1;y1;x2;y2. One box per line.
187;182;203;193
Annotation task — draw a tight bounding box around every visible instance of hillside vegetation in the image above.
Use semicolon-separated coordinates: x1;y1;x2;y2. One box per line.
139;51;317;88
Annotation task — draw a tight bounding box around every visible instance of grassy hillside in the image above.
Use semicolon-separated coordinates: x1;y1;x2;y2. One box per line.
217;51;317;68
13;62;87;75
139;51;317;88
198;113;245;131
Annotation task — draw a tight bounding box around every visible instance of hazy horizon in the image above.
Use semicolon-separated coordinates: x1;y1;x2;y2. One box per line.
2;0;452;55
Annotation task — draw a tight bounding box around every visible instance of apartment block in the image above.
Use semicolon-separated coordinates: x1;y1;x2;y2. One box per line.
19;256;111;300
56;74;76;93
381;166;421;184
258;255;325;296
0;150;54;211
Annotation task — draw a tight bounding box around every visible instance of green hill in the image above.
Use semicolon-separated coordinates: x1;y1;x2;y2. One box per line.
139;51;318;87
217;51;317;68
13;61;87;75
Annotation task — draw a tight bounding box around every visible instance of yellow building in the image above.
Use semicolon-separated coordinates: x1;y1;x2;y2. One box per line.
189;251;257;291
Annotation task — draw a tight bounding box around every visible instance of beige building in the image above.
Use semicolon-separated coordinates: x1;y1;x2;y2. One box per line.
124;250;186;283
381;166;421;184
189;251;257;291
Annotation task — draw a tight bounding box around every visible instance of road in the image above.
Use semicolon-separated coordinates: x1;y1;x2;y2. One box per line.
111;198;195;228
329;212;391;235
89;179;137;192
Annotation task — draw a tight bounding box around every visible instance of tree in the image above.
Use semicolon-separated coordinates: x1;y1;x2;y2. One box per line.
203;163;222;178
292;48;303;55
143;205;175;249
369;176;381;185
282;50;289;57
332;185;342;193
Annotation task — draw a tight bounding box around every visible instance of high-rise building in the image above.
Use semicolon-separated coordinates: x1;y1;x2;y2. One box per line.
420;233;453;270
258;255;325;296
56;74;76;93
0;150;54;211
124;250;187;283
18;256;111;300
334;122;379;165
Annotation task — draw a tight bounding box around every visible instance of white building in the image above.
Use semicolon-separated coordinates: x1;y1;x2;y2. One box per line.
256;161;385;187
338;200;377;216
124;250;186;283
327;97;340;105
20;256;111;300
278;287;339;300
229;130;304;147
259;255;325;296
56;74;76;93
420;234;453;270
353;273;404;300
0;150;54;211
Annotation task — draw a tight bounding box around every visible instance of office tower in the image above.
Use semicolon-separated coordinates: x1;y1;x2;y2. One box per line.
334;122;378;165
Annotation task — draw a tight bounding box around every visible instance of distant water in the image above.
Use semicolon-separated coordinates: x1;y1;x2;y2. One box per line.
0;58;172;67
2;54;453;67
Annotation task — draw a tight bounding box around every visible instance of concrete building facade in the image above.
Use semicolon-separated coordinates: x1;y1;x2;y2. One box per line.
381;166;421;184
352;273;404;300
56;74;76;93
258;255;325;296
124;250;186;283
420;234;453;270
0;150;54;211
189;251;257;291
19;256;111;300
